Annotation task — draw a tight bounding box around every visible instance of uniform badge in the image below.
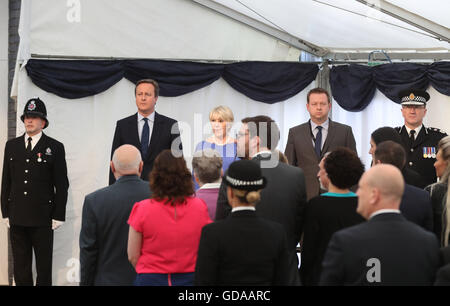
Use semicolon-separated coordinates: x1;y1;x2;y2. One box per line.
37;153;42;162
431;147;436;158
28;101;36;111
45;147;52;155
409;93;415;100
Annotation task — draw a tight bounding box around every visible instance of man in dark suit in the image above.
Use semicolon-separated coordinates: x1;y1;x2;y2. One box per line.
215;116;307;285
195;160;291;285
1;98;69;286
285;88;357;200
320;164;440;285
80;144;151;286
374;140;433;231
395;89;447;187
109;79;182;184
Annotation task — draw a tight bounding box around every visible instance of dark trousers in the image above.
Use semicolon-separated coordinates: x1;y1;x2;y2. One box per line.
10;225;53;286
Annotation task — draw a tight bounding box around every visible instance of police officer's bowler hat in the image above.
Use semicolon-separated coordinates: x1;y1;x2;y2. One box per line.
21;98;49;128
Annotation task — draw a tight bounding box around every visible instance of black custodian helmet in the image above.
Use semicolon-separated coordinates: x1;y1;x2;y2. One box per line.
20;98;49;128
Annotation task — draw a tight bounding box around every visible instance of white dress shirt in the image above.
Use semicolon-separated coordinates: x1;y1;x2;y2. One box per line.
137;112;155;145
24;131;42;150
369;209;401;220
404;125;423;140
231;206;256;213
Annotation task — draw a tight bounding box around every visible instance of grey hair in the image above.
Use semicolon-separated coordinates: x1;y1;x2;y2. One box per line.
192;149;223;184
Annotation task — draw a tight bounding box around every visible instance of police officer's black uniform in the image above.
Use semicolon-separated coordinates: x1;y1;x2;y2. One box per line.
1;98;69;286
395;90;447;188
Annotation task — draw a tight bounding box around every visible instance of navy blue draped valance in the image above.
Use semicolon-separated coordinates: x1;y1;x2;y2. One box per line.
330;62;450;112
25;59;319;103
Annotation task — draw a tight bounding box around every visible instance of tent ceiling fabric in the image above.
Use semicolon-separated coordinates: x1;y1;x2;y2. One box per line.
211;0;450;53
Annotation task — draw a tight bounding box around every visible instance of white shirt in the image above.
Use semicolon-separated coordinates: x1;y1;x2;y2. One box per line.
252;150;272;159
369;209;401;220
24;132;42;151
404;125;422;140
137;112;155;145
199;182;221;190
310;118;329;149
231;206;256;213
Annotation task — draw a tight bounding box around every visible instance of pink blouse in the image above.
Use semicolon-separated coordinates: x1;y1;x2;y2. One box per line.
128;196;212;274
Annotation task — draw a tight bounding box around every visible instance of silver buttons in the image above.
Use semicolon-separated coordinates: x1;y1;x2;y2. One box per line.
409;162;413;166
26;159;29;162
24;181;27;184
410;149;414;152
24;192;27;195
25;170;28;173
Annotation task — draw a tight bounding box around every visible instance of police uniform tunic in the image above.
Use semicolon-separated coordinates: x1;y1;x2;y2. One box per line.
1;133;69;226
396;125;447;187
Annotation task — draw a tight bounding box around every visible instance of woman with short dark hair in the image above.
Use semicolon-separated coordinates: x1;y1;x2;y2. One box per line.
127;150;212;286
300;147;365;286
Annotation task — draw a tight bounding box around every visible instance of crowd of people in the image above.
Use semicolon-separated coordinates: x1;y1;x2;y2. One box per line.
2;79;450;286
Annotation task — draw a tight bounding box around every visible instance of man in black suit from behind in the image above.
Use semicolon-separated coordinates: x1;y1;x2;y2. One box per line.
80;144;151;285
109;79;182;184
374;140;433;231
215;116;307;285
320;164;439;285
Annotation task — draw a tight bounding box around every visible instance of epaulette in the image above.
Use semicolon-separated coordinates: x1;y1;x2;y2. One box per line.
427;127;447;135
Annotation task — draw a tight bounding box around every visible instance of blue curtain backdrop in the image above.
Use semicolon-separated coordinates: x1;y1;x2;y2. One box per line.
330;62;450;112
25;59;319;103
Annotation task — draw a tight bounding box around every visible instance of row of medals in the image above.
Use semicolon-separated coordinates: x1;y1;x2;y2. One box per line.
423;147;436;159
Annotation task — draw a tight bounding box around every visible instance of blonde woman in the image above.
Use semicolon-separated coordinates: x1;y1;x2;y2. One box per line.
194;106;238;189
425;135;450;246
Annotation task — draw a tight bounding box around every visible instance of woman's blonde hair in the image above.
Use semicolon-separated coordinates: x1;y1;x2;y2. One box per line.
209;105;234;123
232;188;261;205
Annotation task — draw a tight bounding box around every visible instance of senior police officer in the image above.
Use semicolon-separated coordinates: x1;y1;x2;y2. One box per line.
395;89;447;187
1;98;69;286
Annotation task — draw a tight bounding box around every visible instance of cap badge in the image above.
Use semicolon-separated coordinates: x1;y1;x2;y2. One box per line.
45;147;52;155
409;93;415;100
28;101;36;111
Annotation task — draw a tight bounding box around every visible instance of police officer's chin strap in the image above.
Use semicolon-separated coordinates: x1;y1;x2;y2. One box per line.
3;218;63;230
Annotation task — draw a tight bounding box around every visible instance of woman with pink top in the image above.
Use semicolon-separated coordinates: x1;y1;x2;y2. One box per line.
127;150;212;286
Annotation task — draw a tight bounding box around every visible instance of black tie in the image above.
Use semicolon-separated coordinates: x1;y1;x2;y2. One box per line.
26;137;32;153
141;118;149;158
315;126;322;158
409;130;416;148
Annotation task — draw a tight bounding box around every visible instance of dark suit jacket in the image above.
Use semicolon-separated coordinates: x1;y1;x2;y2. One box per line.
284;119;357;200
109;112;182;184
435;264;450;286
1;133;69;226
320;213;440;286
215;153;307;285
400;184;433;231
79;175;151;286
195;210;291;286
300;195;365;286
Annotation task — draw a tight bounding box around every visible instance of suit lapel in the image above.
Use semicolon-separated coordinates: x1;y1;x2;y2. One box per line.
147;112;163;160
321;119;334;156
299;122;317;160
128;113;141;148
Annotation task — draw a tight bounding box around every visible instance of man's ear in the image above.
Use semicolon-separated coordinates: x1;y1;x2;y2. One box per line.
138;161;143;175
110;161;116;174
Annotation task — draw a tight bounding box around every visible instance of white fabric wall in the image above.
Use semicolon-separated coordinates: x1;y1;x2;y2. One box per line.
0;0;9;286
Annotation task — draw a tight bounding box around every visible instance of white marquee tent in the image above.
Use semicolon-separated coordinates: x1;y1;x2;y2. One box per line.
1;0;449;285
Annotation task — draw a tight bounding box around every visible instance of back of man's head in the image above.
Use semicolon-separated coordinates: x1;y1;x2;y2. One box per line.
374;140;406;170
192;149;223;185
241;115;280;150
111;145;143;178
365;164;404;209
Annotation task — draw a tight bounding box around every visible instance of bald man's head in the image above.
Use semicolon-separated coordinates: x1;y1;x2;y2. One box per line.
356;164;404;219
111;145;143;179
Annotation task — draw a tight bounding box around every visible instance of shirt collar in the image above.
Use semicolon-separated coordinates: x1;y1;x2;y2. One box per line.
369;209;401;220
231;206;256;213
404;125;423;136
25;131;42;144
137;111;155;122
251;150;272;159
310;118;329;131
199;182;221;189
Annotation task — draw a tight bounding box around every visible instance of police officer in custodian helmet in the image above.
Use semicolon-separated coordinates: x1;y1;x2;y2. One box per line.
1;98;69;286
